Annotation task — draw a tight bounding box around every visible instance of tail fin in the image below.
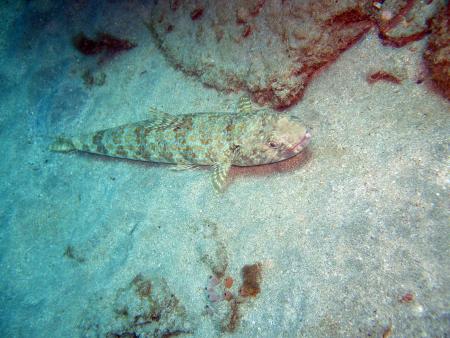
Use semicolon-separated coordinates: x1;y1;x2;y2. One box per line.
49;136;76;152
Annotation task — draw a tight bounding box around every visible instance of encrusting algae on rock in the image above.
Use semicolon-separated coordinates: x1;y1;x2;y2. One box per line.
239;263;262;297
50;97;311;192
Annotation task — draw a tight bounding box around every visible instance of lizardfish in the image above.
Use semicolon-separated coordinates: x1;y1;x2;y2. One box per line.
50;97;311;191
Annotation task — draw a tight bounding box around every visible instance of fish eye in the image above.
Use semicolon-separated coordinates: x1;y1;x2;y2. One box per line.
268;141;279;148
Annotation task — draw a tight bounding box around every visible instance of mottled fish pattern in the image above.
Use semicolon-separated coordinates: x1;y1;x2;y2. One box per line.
51;97;311;191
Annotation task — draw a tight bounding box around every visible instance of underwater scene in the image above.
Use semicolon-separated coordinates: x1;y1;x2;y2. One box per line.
0;0;449;337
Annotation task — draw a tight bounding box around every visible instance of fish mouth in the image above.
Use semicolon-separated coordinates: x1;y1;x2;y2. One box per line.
289;132;311;152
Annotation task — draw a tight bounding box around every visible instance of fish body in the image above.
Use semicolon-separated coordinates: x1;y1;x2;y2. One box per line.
51;97;311;191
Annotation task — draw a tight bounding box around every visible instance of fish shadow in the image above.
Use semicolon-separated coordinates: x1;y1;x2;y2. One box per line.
77;148;312;186
229;148;312;180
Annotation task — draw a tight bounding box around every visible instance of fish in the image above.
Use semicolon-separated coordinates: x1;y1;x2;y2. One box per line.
50;97;311;192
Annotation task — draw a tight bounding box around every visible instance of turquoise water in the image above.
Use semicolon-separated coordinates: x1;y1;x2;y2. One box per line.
0;1;449;337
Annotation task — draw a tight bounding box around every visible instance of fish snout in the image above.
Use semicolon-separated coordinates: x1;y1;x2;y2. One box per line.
289;131;311;152
302;131;311;147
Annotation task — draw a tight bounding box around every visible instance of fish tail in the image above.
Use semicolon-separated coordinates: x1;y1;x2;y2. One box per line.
49;136;76;152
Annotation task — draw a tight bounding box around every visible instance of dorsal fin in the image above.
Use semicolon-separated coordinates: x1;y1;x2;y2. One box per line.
149;106;173;118
237;96;253;114
148;106;179;130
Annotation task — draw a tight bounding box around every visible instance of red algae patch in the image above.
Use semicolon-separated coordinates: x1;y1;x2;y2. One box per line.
367;70;402;84
400;292;415;303
204;261;263;333
73;32;136;57
190;7;204;21
224;276;234;288
239;263;262;297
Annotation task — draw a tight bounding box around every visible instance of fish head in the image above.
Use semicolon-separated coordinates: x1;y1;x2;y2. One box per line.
235;113;311;165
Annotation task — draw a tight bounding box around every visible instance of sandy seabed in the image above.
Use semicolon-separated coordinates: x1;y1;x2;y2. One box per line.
0;1;448;337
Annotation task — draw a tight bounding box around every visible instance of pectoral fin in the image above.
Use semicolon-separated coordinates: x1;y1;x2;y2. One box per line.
212;161;231;193
237;96;253;114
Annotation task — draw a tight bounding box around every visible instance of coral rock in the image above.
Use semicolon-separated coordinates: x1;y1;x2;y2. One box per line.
423;5;450;100
148;0;373;109
365;0;443;47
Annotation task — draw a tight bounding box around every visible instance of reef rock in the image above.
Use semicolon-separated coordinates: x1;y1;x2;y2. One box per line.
365;0;443;48
424;5;450;100
79;275;194;337
148;0;373;108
